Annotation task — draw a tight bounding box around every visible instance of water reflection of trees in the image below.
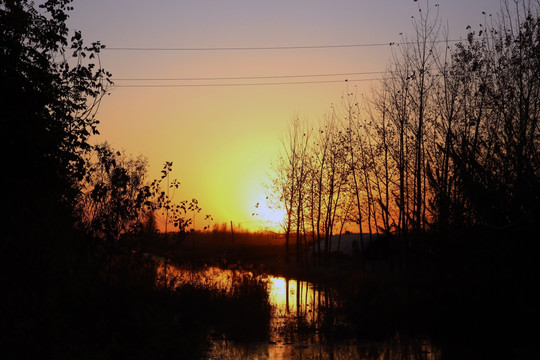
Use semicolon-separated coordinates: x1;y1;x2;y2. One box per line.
154;265;442;359
155;266;343;343
208;333;441;360
272;278;349;344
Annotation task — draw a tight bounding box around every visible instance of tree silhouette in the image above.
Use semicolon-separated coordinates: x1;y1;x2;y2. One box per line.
448;0;540;230
1;0;111;271
269;0;539;264
76;143;151;281
148;161;205;235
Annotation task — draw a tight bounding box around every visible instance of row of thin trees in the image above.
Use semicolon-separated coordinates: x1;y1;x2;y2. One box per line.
271;0;540;265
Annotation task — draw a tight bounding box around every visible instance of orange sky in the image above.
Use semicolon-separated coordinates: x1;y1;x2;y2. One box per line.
68;0;501;232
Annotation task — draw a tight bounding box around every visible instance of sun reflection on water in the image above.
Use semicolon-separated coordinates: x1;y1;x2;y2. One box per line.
157;263;441;360
269;277;287;305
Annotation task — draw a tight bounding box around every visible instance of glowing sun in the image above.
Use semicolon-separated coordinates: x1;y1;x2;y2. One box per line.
253;196;285;232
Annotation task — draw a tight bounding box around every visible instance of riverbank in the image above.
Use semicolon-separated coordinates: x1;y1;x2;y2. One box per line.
6;226;536;359
1;248;273;359
147;227;540;359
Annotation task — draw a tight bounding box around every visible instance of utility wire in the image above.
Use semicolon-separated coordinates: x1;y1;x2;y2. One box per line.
105;39;462;52
112;71;386;82
112;78;382;88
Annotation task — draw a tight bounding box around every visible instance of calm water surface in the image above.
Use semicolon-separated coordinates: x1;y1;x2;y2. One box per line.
159;263;441;360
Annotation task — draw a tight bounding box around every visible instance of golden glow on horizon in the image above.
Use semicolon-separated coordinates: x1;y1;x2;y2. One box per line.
73;0;502;233
86;27;387;234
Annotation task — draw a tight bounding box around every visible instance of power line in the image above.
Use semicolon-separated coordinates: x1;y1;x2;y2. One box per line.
111;68;446;87
112;71;386;82
105;39;462;52
112;78;382;88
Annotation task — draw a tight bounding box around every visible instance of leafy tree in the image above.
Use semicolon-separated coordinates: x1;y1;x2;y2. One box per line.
149;161;206;235
0;0;111;270
450;0;540;230
76;150;209;277
76;143;151;275
0;2;115;355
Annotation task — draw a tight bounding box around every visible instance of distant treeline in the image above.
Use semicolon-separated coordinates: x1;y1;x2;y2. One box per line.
271;0;540;265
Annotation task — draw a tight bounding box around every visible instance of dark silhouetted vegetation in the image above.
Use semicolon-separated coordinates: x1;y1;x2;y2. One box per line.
0;1;271;358
268;0;540;357
2;0;539;358
271;0;540;265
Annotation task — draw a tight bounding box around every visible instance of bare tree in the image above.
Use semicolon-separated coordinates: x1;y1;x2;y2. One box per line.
449;0;540;229
271;117;311;263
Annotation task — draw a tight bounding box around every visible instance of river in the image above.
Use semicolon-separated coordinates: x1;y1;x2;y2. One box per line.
157;262;441;360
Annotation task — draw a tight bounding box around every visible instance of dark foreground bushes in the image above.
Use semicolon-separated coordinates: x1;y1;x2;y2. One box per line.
1;252;272;359
337;227;540;359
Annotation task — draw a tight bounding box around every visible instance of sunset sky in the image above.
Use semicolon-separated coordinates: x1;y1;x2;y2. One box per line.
68;0;501;231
